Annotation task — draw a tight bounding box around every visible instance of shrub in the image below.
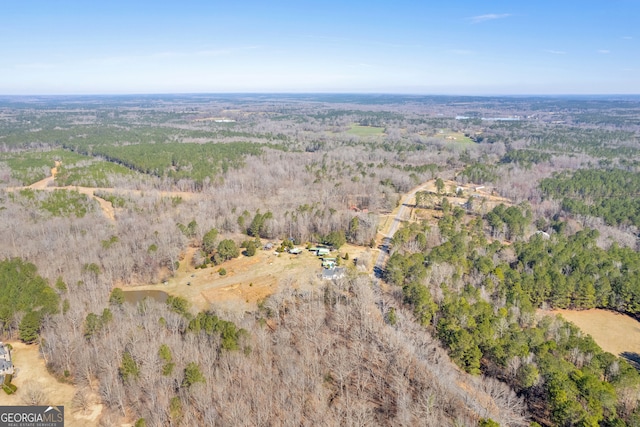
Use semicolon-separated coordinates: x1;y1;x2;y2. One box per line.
182;362;206;388
2;383;17;395
217;239;239;261
109;288;125;305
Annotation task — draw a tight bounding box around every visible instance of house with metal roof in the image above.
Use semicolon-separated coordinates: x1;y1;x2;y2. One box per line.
322;267;345;281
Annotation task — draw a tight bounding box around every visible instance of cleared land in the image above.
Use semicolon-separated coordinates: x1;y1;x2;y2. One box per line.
0;342;102;427
377;178;511;233
346;124;385;137
543;309;640;359
436;129;474;144
125;243;372;315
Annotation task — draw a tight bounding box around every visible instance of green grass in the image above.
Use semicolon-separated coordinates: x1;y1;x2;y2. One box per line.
346;124;385;137
436;130;474;144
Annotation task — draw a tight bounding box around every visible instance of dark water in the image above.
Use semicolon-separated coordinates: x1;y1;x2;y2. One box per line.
123;289;169;305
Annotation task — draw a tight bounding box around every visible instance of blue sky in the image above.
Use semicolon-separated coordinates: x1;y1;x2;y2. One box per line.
2;1;638;94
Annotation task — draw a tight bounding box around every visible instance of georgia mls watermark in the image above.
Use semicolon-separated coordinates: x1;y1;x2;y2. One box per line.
0;406;64;427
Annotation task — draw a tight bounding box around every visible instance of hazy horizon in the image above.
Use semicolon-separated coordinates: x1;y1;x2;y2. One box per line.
2;93;640;100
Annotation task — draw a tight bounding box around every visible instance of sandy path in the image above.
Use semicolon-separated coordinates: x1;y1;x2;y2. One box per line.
5;160;201;222
23;185;199;222
27;161;60;189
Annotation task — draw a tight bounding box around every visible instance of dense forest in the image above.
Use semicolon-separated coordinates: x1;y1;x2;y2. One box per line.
1;94;640;426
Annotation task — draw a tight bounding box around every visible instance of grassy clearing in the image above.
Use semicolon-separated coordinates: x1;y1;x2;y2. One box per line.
544;308;640;359
436;130;474;144
347;124;385;137
0;341;101;427
126;244;371;315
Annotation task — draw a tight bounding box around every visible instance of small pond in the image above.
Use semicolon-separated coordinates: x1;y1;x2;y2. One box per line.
123;289;169;305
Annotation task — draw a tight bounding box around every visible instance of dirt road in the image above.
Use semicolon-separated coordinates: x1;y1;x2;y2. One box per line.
374;181;433;276
27;161;61;189
5;161;202;221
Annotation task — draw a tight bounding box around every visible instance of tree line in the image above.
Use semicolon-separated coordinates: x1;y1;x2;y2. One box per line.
385;200;640;425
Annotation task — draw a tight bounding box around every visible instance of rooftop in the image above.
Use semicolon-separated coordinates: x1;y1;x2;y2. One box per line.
322;267;346;281
0;343;13;376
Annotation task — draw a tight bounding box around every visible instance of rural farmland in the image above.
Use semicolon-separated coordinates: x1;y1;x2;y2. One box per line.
1;94;640;426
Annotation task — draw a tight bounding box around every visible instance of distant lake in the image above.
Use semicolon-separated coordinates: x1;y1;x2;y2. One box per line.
123;289;169;305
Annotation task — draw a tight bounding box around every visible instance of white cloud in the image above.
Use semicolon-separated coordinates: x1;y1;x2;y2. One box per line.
469;13;511;24
622;36;633;40
597;50;610;54
544;49;566;55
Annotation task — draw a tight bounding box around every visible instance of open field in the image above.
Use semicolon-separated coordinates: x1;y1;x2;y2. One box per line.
436;129;474;144
542;308;640;359
0;342;102;427
124;243;373;315
346;124;385;137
